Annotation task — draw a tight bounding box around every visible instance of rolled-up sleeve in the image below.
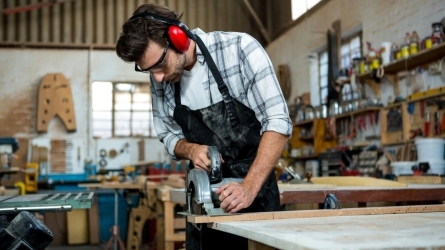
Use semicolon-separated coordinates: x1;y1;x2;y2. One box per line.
240;34;293;137
150;76;185;160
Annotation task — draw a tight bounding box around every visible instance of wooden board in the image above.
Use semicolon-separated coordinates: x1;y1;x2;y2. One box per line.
79;181;158;190
310;176;406;187
397;176;445;185
37;73;76;132
280;185;445;204
187;204;445;224
212;212;445;250
278;183;336;190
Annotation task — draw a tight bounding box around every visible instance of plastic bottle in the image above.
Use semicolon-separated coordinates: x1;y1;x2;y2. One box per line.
404;32;411;44
410;31;420;55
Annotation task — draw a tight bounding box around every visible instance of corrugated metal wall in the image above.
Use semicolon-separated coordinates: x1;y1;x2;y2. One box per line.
0;0;290;48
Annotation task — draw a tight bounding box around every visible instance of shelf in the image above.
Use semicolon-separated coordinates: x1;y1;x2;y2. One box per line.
333;107;381;119
292;155;318;160
384;102;404;109
293;120;314;126
358;42;445;80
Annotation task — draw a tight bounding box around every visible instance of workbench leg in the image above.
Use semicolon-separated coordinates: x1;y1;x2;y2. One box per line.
165;201;175;250
156;200;165;250
248;239;274;250
126;208;152;250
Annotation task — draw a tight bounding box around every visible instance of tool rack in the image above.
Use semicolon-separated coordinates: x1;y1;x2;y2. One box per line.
381;87;445;146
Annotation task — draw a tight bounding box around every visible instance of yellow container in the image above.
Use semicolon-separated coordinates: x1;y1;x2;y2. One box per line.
424;37;433;49
372;58;380;69
400;44;410;58
359;60;366;74
396;50;402;60
409;43;418;55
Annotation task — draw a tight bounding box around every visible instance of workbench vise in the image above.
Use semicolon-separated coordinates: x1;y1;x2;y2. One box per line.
0;211;53;250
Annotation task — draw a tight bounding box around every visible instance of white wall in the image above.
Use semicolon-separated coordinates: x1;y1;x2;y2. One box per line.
0;48;165;171
266;0;445;106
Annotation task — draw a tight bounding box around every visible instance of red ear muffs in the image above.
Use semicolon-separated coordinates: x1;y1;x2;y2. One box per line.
168;25;190;53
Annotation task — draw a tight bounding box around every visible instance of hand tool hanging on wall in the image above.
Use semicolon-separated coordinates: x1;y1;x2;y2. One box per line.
407;103;415;124
424;108;430;137
37;73;76;133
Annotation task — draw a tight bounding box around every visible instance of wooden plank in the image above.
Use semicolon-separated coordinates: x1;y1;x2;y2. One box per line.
19;0;27;42
115;0;125;44
280;186;445;204
164;201;175;250
63;0;72;43
79;182;157;190
95;0;104;43
73;0;82;43
88;197;100;244
213;212;445;250
156;199;165;250
310;176;406;187
6;0;15;41
52;4;61;43
397;176;445;185
85;0;93;43
186;0;197;29
207;0;216;31
106;0;114;44
187;204;445;224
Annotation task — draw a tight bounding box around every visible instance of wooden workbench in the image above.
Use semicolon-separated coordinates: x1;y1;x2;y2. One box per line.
210;212;445;249
156;186;186;250
279;184;445;205
169;184;445;206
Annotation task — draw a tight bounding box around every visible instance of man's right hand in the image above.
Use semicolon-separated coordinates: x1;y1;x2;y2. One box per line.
174;139;212;172
188;144;212;171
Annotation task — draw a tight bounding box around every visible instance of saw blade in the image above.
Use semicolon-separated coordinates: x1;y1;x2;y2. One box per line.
189;186;205;215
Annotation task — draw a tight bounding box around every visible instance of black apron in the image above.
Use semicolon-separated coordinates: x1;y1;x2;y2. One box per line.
172;36;280;249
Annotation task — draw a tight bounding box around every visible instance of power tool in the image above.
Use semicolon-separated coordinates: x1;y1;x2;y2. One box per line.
185;146;242;216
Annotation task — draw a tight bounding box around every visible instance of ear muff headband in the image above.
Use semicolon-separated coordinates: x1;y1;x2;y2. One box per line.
129;13;194;53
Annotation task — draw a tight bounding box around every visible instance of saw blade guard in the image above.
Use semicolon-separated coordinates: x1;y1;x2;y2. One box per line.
186;169;212;210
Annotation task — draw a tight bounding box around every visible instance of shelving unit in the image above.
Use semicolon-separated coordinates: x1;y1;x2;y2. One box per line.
358;42;445;98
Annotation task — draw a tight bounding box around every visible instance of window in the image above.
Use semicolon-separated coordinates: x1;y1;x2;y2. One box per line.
92;81;156;138
340;35;362;101
291;0;322;20
318;51;328;105
318;34;362;104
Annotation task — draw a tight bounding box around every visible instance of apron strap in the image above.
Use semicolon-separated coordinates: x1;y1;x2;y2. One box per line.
193;35;239;127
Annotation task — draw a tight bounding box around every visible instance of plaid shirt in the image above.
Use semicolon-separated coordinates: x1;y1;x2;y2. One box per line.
150;28;292;160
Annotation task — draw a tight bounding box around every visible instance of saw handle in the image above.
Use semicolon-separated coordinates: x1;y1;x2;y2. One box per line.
208;146;223;184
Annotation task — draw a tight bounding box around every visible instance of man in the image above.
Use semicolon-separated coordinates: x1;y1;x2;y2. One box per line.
116;3;292;249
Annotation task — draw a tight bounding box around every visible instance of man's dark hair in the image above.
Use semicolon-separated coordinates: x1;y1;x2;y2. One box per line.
116;4;183;63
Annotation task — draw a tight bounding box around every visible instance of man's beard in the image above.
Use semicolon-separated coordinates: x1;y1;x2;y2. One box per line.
168;52;186;83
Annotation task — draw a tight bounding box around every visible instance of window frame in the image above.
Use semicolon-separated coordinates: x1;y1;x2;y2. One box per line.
317;31;362;106
92;81;155;139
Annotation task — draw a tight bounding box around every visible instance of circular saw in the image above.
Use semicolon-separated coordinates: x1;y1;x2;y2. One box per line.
185;146;243;216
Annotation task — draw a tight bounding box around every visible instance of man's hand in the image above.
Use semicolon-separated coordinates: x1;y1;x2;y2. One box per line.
188;144;211;171
215;182;256;213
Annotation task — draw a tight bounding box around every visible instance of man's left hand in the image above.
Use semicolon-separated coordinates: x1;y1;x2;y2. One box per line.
215;182;256;213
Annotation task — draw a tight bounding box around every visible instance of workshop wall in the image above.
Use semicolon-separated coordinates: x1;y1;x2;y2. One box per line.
266;0;445;106
0;48;164;171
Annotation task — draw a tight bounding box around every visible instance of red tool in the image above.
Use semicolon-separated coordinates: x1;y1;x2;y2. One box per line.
424;108;430;137
434;111;441;136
